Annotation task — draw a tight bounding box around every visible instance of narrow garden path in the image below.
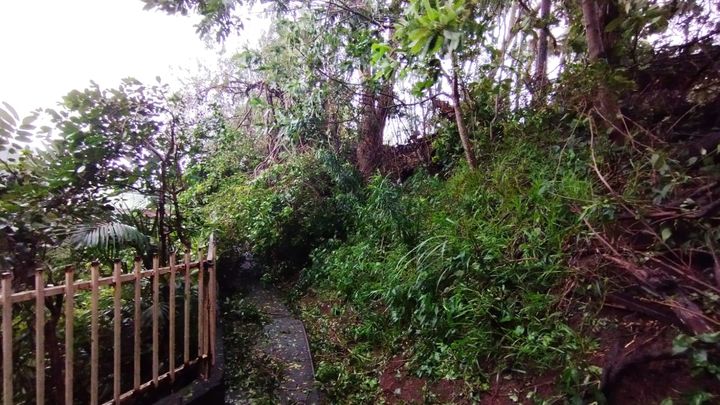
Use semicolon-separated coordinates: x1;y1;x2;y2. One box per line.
242;284;319;404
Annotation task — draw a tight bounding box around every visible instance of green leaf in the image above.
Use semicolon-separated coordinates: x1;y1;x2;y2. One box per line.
672;334;695;355
422;0;434;14
370;42;391;64
407;28;428;43
661;227;672;242
248;96;266;107
697;332;720;344
426;5;440;21
605;16;624;32
70;222;149;252
692;349;708;364
410;32;431;54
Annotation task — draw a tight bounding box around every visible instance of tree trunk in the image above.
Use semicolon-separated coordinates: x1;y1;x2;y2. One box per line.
533;0;551;103
171;189;189;250
356;76;393;178
158;162;168;265
170;124;191;250
581;0;605;61
325;99;341;153
451;62;478;170
355;2;398;179
581;0;625;143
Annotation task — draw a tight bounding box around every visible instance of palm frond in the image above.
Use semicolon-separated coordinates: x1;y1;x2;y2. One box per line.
69;221;149;253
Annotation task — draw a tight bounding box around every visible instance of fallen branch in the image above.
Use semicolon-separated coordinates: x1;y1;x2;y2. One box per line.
707;235;720;289
583;220;716;334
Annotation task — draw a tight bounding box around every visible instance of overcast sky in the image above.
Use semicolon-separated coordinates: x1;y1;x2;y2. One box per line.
0;0;264;118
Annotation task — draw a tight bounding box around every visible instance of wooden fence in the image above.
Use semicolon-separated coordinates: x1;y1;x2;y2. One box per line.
0;237;217;405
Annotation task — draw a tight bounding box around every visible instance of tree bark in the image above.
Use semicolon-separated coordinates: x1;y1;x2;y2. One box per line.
451;61;478;170
581;0;626;143
171;189;189;250
581;0;605;60
356;75;393;178
355;0;399;179
533;0;551;103
323;98;341;153
169;123;190;250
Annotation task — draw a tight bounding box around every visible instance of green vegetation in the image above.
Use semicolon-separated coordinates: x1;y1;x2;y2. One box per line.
2;0;720;403
308;134;594;377
191;117;607;401
189;150;360;280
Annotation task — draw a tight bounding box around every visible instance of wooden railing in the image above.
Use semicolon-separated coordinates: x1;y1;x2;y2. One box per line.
0;237;217;405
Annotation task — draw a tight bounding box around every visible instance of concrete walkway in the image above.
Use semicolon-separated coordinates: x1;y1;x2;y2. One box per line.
242;284;319;404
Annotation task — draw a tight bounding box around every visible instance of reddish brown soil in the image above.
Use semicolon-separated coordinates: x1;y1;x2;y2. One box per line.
379;356;469;404
478;374;559;405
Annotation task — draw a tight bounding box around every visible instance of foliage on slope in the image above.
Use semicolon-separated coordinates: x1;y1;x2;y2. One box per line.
299;126;600;400
181;112;608;400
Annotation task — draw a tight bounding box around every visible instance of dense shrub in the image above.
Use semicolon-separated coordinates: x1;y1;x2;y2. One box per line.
305;135;595;379
194;150;360;277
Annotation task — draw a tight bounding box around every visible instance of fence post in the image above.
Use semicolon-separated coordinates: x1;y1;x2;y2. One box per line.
183;250;190;365
2;272;13;405
208;240;217;366
35;270;45;405
90;261;100;405
133;258;142;392
169;253;176;382
113;260;122;403
197;249;204;361
152;255;159;387
64;267;75;405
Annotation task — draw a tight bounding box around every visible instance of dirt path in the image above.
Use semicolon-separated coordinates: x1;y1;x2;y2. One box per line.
241;284;319;404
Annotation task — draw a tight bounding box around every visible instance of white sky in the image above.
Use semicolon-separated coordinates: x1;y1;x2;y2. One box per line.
0;0;265;118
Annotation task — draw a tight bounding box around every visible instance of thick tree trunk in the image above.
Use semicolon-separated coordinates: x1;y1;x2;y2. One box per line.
581;0;606;60
356;80;380;178
581;0;625;143
451;63;478;170
356;1;398;179
356;77;393;178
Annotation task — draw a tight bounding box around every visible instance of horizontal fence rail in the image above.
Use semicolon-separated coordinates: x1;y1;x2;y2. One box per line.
0;237;217;405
